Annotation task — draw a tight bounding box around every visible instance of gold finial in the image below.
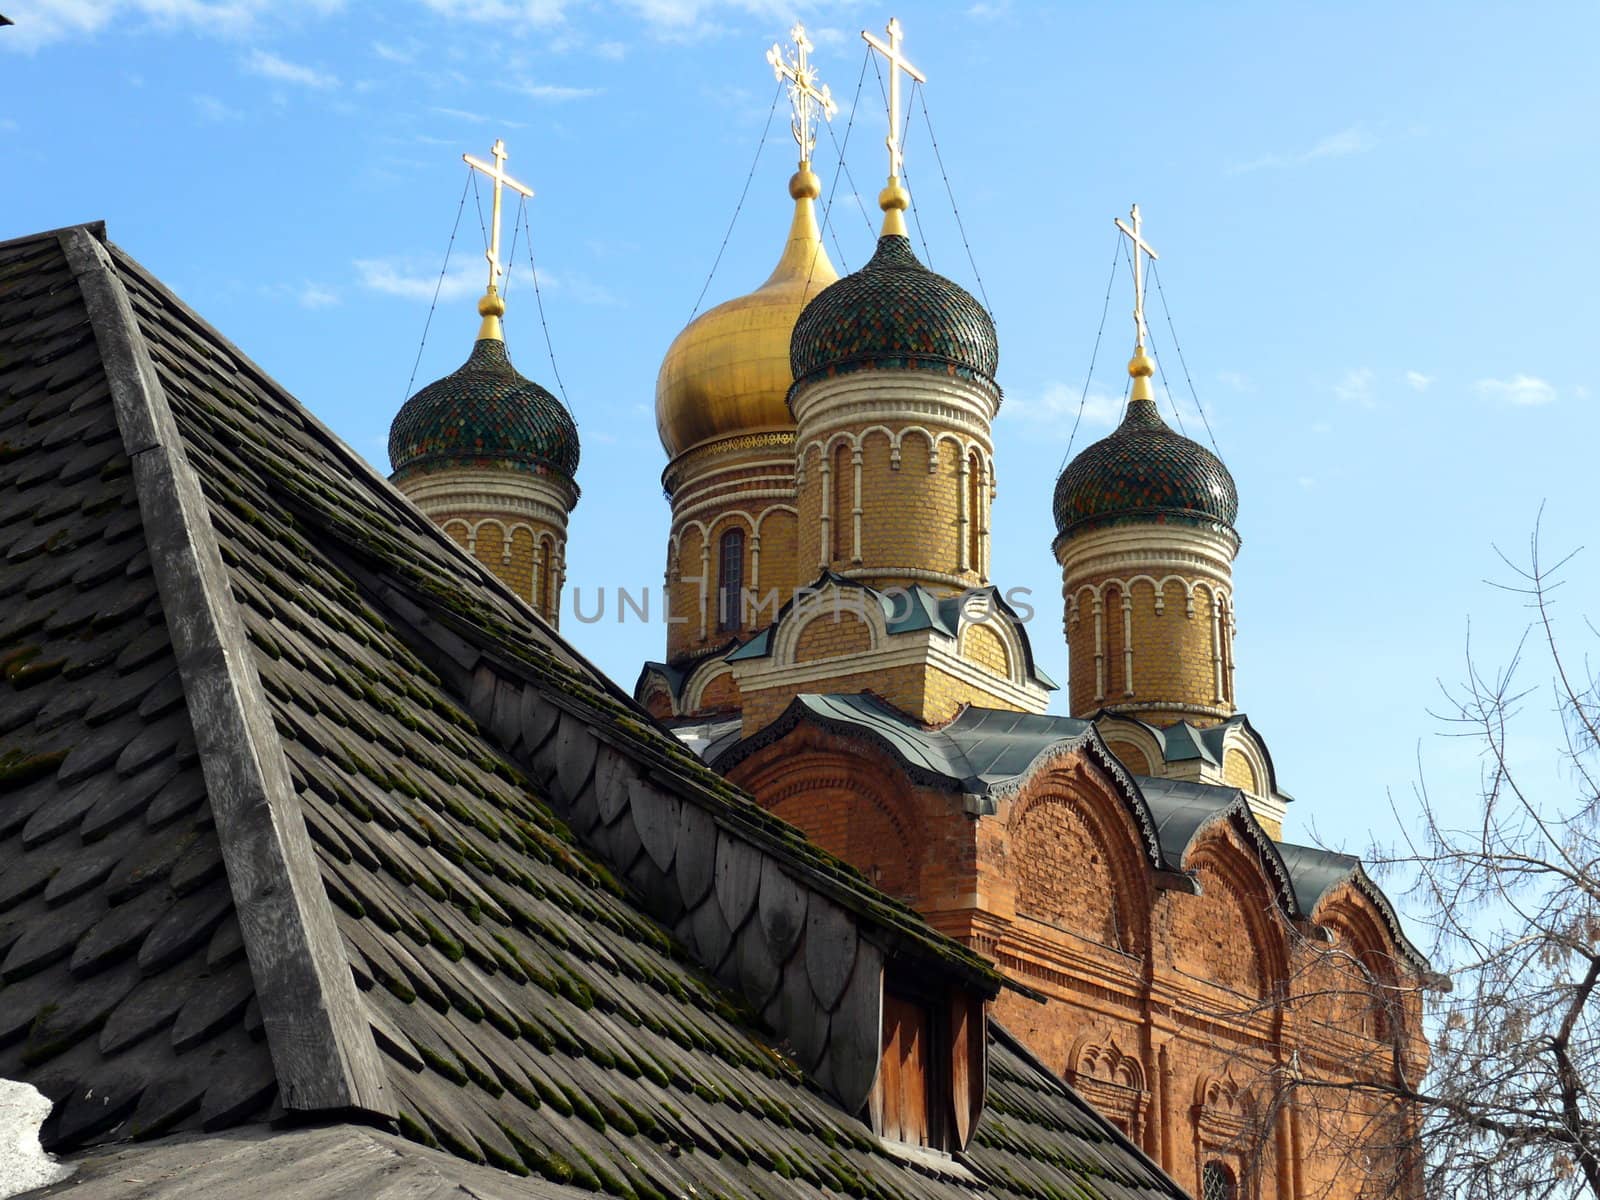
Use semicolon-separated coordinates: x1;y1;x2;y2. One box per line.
1114;203;1160;401
862;16;925;237
462;138;535;341
768;23;837;167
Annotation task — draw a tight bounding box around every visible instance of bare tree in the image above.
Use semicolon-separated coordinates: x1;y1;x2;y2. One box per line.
1386;521;1600;1198
1199;520;1599;1200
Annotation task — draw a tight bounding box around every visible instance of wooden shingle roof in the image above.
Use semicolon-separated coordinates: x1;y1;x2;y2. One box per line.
0;223;1191;1200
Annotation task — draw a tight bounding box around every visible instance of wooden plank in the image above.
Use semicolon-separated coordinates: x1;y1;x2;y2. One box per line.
630;780;681;874
902;997;929;1147
756;858;807;964
61;228;391;1119
712;831;761;933
804;898;858;1012
731;918;781;1010
487;678;521;748
517;685;560;754
949;988;975;1148
592;745;630;824
671;802;715;904
552;712;596;804
686;891;733;971
467;663;496;724
880;999;903;1143
826;941;882;1115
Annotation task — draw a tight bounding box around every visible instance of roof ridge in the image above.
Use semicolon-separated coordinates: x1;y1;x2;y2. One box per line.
60;228;393;1121
0;220;105;254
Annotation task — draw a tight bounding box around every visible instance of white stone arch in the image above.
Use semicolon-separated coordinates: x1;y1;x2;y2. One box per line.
897;425;938;471
932;430;971;474
821;429;859;456
441;518;471;546
1217;724;1272;800
705;509;758;538
770;581;888;667
753;503;798;537
683;658;738;713
1095;716;1165;778
1067;580;1104;626
954;600;1032;691
856;423;897;447
1122;572;1198;616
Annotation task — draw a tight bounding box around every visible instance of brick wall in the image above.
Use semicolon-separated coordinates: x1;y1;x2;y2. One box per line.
960;623;1010;676
1066;571;1231;726
729;727;1427;1200
438;510;564;626
794;612;872;662
795;423;986;592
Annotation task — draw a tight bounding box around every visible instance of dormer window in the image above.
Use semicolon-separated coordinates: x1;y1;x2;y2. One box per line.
869;973;985;1155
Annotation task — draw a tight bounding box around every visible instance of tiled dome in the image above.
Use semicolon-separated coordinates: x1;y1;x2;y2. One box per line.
389;339;579;482
790;235;997;393
1053;396;1237;536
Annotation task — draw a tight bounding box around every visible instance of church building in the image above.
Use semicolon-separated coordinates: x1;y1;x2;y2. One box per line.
618;22;1429;1200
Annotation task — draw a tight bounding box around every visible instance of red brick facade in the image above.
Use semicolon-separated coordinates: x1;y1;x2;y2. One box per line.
726;727;1426;1199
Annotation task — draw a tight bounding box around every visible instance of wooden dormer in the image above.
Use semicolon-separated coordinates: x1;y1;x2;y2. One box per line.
870;972;988;1156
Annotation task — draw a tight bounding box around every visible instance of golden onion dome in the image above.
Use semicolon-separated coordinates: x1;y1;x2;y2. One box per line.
655;166;839;460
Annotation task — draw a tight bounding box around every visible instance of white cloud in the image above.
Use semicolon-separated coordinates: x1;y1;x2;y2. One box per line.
1229;125;1376;175
512;81;603;100
244;48;336;89
192;93;243;121
1333;367;1375;407
1475;374;1557;407
416;0;566;25
353;256;607;306
1405;370;1432;391
612;0;791;40
430;106;524;128
1217;370;1252;392
356;258;487;303
594;40;626;60
372;40;416;63
2;0;342;52
1001;382;1123;436
298;283;338;309
1304;127;1374;160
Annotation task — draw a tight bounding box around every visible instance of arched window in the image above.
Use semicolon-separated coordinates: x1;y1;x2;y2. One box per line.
832;442;852;564
1202;1161;1237;1200
717;528;744;631
967;449;982;572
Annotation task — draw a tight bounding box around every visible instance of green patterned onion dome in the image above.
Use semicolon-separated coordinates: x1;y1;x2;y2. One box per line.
389;339;579;483
790;235;998;394
1052;395;1237;536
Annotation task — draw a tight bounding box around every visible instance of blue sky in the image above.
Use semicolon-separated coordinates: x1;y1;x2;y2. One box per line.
5;0;1597;874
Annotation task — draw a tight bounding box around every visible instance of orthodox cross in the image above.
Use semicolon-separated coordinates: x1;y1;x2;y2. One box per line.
462;138;535;293
1114;203;1159;348
768;22;837;160
861;17;924;181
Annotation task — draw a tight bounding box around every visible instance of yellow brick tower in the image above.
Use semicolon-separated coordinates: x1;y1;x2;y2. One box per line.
388;140;580;627
1051;207;1239;726
786;24;998;596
